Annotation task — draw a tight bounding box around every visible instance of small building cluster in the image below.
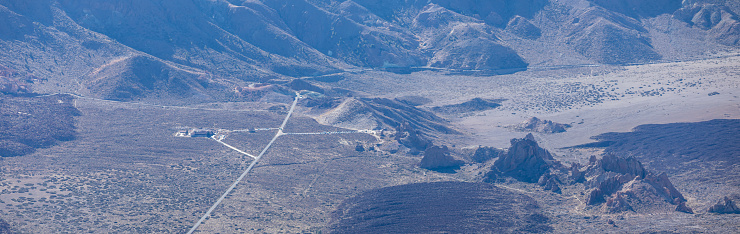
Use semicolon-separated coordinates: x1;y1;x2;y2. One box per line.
175;129;215;138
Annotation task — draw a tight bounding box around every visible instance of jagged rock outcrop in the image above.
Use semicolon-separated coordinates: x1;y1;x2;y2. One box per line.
569;162;586;183
419;145;464;172
471;146;505;163
511;117;571;133
708;195;740;214
579;154;691;213
538;172;562;193
486;133;561;183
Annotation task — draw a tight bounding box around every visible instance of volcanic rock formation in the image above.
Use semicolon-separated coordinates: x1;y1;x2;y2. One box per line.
708;195;740;214
579;154;692;213
419;145;464;172
394;122;432;152
511;117;571;133
486;133;561;183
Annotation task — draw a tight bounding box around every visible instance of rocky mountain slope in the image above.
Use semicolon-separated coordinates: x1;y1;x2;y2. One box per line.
1;0;738;102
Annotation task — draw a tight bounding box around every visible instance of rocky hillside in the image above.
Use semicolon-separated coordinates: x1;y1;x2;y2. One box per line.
317;97;456;134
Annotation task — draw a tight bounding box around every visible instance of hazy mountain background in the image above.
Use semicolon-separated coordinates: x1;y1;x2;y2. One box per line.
1;0;738;102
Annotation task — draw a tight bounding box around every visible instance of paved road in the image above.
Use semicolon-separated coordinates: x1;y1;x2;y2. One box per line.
211;137;258;159
187;92;301;234
282;131;364;135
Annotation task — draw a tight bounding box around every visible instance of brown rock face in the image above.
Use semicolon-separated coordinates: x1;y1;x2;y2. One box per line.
643;172;686;203
675;200;694;214
605;193;633;213
708;196;740;214
488;133;560;183
419;145;464;172
587;175;627;205
569;163;586;183
597;154;647;178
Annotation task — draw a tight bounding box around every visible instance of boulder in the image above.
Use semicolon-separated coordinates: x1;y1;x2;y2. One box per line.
471;146;505;163
675;200;694;214
538;172;562;193
420;145;464;172
569;163;586;183
708;196;740;214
